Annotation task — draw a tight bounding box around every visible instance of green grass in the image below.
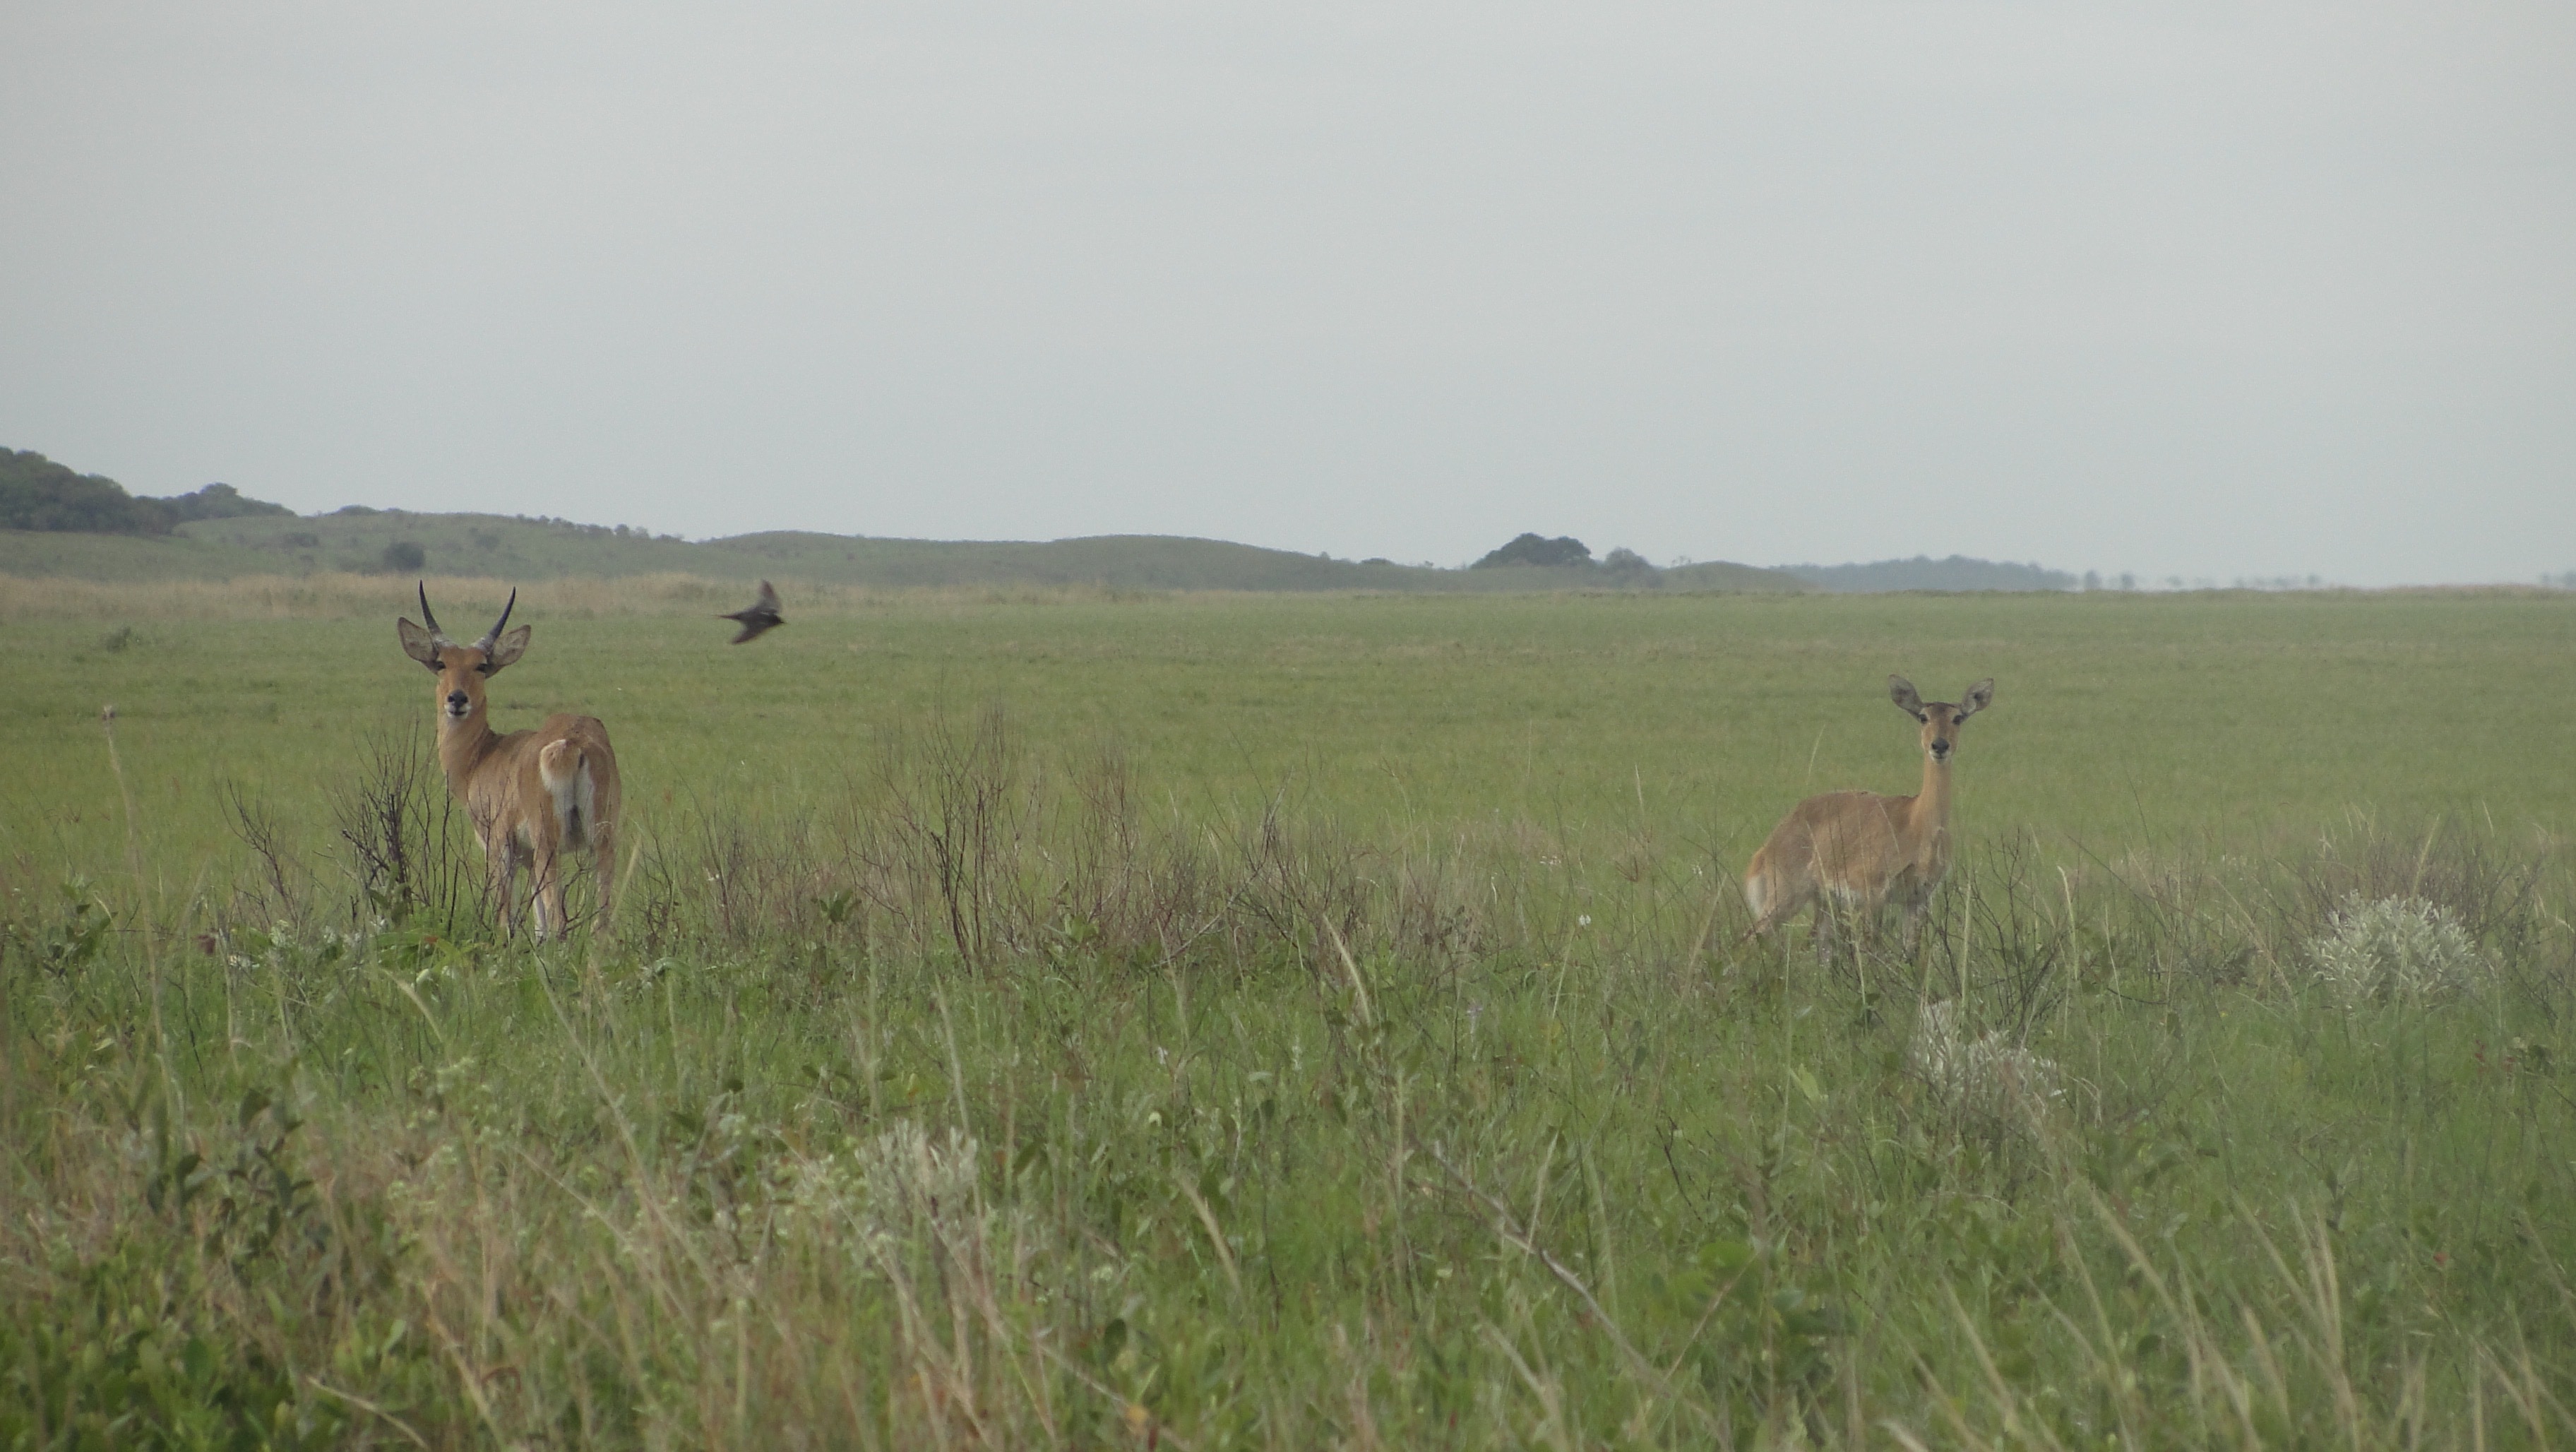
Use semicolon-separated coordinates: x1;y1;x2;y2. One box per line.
6;586;2568;884
4;583;2573;1448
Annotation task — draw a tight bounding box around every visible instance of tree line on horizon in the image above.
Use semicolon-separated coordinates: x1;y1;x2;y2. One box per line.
1471;531;2096;593
1781;554;2078;592
1469;532;1657;576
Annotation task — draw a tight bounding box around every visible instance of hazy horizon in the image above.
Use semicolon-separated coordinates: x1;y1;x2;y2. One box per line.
0;467;2484;589
4;1;2570;587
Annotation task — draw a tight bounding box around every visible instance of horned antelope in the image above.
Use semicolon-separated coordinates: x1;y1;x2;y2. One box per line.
397;585;622;937
1743;675;1995;963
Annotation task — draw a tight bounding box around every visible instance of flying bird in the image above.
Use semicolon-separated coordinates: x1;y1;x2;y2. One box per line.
720;581;785;643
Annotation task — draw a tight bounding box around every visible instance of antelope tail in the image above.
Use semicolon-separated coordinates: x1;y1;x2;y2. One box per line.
1741;869;1770;924
537;740;599;851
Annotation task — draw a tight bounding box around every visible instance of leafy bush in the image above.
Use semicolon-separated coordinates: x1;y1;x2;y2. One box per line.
2306;893;2496;1006
1;876;114;978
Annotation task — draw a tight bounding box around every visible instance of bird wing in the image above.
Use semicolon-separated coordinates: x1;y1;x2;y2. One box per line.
721;581;783;642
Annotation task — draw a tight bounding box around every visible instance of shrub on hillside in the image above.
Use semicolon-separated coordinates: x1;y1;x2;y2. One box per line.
1472;532;1592;569
2;449;294;534
0;448;172;535
157;482;292;522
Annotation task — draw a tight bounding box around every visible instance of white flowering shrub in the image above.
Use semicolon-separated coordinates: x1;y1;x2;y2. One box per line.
857;1119;984;1232
1909;1001;2061;1129
222;919;374;976
771;1119;989;1269
2305;894;2494;1008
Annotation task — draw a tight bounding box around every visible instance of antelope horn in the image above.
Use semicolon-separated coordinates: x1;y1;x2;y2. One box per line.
417;581;455;645
474;588;518;653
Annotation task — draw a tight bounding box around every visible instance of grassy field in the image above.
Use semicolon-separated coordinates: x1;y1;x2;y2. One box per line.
3;577;2573;1448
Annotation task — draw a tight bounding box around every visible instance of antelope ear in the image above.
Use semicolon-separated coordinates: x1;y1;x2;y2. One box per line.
1958;678;1996;718
484;620;541;674
1889;675;1928;722
398;618;443;670
480;624;532;674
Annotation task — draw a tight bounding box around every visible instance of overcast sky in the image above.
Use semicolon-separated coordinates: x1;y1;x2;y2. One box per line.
4;1;2570;584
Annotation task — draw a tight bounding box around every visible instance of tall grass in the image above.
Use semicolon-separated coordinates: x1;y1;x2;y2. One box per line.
4;703;2571;1446
6;585;2572;1445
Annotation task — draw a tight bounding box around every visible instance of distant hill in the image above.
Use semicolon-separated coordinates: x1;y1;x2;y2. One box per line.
1664;559;1825;593
0;446;1814;593
1;505;1813;594
1779;555;2077;593
0;448;291;535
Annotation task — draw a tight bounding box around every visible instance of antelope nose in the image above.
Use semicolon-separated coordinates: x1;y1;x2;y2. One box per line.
446;691;469;711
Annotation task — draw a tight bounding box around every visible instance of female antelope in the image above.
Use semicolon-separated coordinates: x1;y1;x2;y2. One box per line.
1744;675;1993;963
397;585;622;937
